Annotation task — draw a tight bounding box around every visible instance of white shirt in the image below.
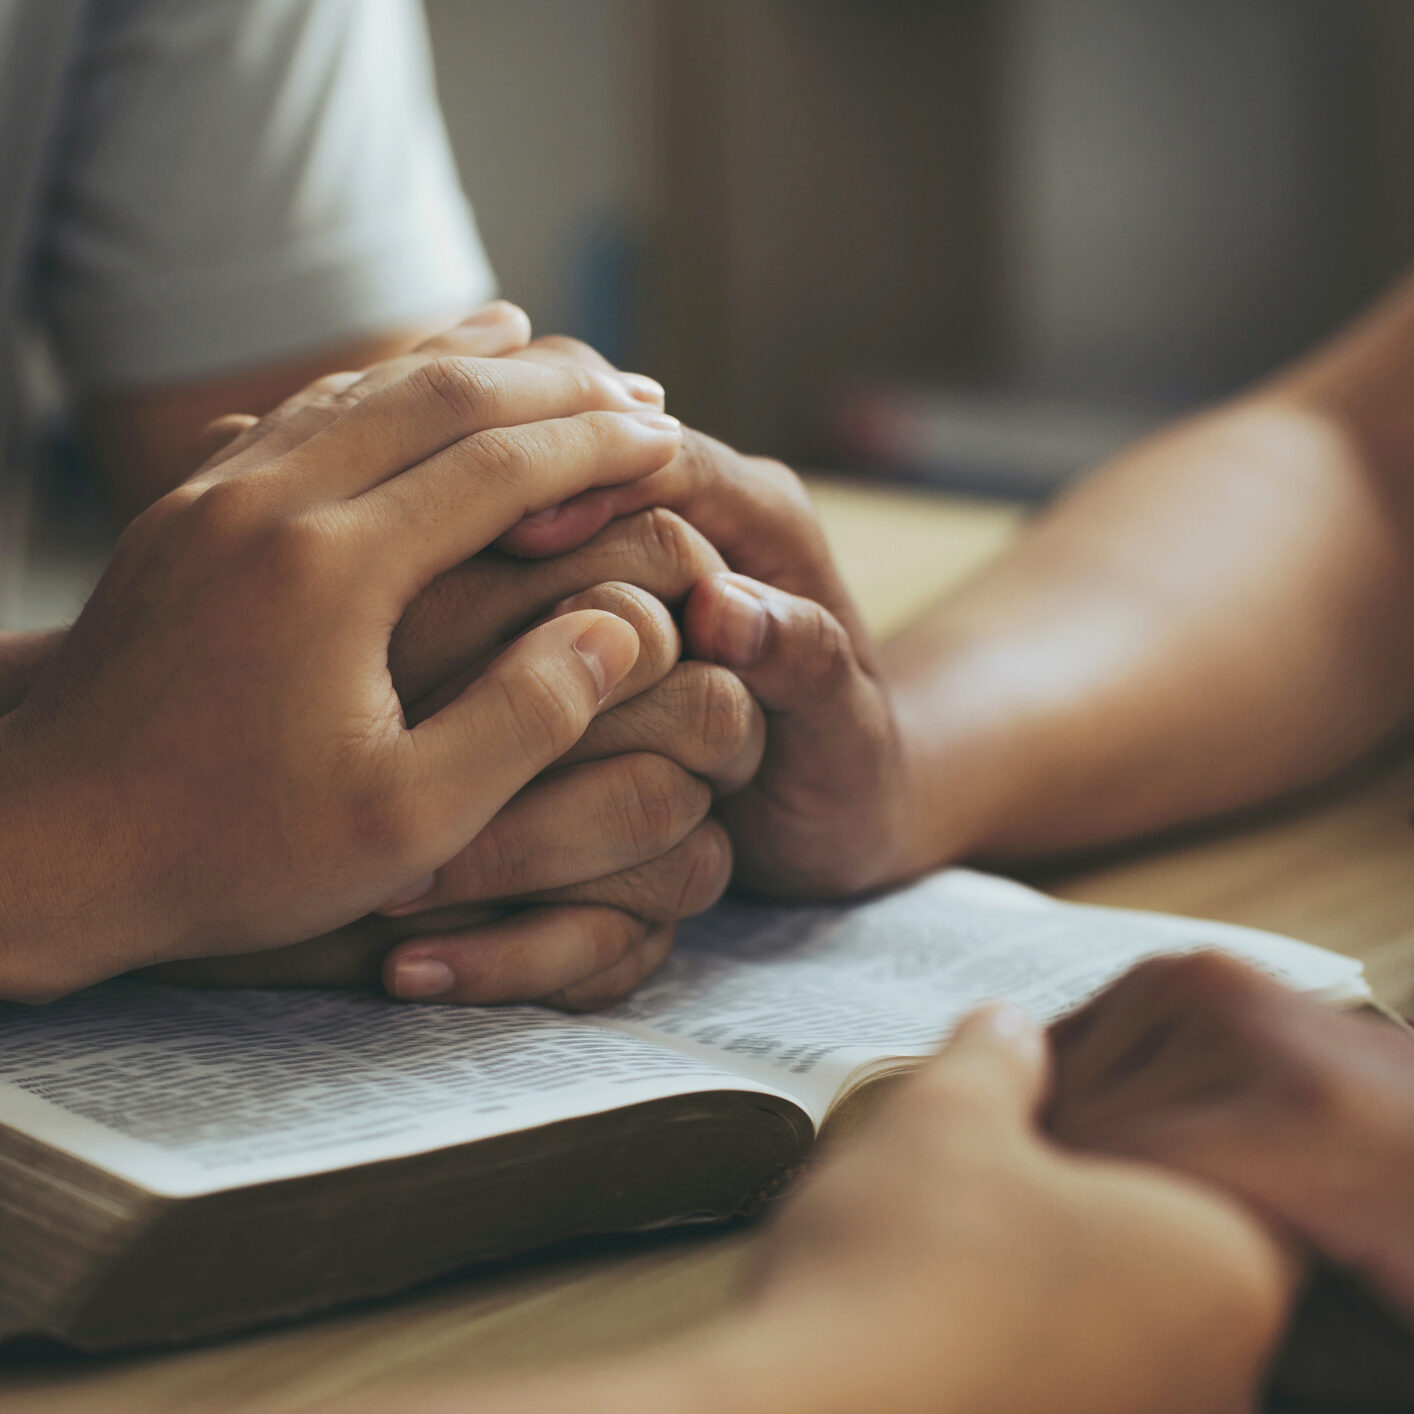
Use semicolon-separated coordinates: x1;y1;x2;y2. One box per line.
0;0;494;592
2;0;492;387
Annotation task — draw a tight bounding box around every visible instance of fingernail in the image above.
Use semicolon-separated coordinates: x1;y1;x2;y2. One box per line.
391;957;455;1000
376;874;436;916
716;582;768;667
619;372;666;406
628;410;680;432
574;615;638;703
977;1003;1043;1058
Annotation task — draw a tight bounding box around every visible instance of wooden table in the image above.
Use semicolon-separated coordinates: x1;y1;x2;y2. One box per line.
5;476;1414;1413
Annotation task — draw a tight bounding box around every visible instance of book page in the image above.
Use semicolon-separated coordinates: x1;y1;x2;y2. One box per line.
599;870;1370;1122
0;983;787;1197
0;869;1368;1194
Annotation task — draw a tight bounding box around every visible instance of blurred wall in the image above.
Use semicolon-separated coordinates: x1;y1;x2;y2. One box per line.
1001;0;1367;407
422;0;1414;472
422;0;655;361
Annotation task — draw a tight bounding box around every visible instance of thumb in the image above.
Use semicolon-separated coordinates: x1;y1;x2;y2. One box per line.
915;1003;1051;1123
684;573;867;707
407;610;640;847
683;574;887;776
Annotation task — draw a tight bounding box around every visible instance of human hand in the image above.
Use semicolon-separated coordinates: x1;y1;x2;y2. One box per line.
492;339;935;900
0;320;682;1002
146;487;765;1008
151;573;764;1009
317;1006;1292;1414
741;1004;1294;1414
141;307;759;1010
1047;952;1414;1328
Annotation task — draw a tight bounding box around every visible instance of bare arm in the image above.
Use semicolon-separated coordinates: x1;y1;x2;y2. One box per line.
883;270;1414;860
486;291;1414;893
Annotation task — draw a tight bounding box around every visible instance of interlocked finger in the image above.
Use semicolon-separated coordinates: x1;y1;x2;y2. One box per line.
381;751;713;915
522;819;732;924
392;509;725;708
559;662;765;795
404;580;681;725
196;302;534;476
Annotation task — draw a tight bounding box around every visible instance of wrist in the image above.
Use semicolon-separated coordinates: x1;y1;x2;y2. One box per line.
0;710;176;1000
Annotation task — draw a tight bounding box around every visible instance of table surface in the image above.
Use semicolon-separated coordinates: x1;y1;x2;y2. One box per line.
6;475;1414;1413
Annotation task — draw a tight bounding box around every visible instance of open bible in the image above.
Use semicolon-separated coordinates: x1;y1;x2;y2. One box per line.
0;869;1368;1350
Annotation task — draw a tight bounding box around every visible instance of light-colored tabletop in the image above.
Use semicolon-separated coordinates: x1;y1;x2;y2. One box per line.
5;475;1414;1413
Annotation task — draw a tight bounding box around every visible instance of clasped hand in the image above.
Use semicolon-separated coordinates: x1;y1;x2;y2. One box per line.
0;310;682;1002
1;302;937;1008
141;306;930;1010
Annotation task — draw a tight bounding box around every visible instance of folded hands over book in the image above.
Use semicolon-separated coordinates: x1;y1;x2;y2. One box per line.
0;305;944;1007
0;312;687;1003
12;288;1410;1013
54;312;936;1009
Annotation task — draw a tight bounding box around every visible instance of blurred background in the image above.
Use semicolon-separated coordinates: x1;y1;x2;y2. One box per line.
8;0;1414;627
427;0;1414;491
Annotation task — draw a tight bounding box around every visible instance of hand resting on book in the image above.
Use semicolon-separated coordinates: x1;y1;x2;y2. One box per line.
150;563;764;1009
0;313;683;1002
335;1003;1293;1414
150;384;771;1007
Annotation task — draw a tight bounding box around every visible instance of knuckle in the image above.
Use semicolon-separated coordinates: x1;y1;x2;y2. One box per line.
628;508;720;585
135;480;204;540
617;754;709;855
552;920;666;1014
662;823;733;919
305;381;365;421
302;372;362;409
253;509;341;588
682;664;756;764
678;428;717;477
310;369;360;392
465;424;535;492
482;297;529;326
589;582;679;672
462;816;529;897
752;455;814;515
414;355;505;425
570;366;619;407
582;910;641;976
908;1069;1000;1130
1165;951;1260;1003
177;477;273;551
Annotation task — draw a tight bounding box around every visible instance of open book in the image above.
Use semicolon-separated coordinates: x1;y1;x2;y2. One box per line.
0;870;1368;1350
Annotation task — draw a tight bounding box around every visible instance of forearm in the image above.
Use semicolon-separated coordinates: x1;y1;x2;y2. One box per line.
885;304;1414;862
